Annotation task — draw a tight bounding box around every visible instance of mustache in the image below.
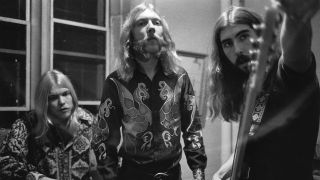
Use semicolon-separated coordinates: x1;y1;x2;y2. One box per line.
131;35;168;52
235;54;251;66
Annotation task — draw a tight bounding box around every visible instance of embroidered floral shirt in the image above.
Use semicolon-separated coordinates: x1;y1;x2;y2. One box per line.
0;107;108;180
98;66;207;179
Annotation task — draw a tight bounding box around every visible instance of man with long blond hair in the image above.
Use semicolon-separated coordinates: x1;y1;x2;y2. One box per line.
98;3;207;180
0;70;109;180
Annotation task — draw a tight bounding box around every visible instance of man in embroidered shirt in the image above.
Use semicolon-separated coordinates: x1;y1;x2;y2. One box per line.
208;0;320;180
0;70;107;180
97;3;207;180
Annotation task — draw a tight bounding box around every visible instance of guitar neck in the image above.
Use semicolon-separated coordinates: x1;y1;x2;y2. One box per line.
229;7;282;180
230;87;260;180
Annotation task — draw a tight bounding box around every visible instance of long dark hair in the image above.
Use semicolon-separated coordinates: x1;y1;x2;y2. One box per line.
207;6;263;121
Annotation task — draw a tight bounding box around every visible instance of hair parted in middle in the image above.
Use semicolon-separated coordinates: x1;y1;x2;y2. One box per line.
117;2;181;82
33;69;78;138
207;6;263;122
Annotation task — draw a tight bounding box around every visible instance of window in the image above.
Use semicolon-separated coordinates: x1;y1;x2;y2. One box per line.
0;0;110;120
52;0;108;105
0;0;30;111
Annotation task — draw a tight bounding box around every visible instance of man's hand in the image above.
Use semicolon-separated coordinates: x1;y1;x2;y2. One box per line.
212;172;223;180
212;169;231;180
26;173;55;180
272;0;320;21
193;168;205;180
211;154;234;180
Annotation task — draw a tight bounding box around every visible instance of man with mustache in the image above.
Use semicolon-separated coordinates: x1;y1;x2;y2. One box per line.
97;3;207;180
208;0;320;180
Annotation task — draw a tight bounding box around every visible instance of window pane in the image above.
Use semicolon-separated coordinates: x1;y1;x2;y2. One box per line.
0;52;26;106
54;0;105;26
0;0;26;20
0;21;26;50
54;23;105;55
53;54;105;101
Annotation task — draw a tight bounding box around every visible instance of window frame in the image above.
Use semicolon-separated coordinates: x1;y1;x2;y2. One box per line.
41;0;110;106
0;0;31;111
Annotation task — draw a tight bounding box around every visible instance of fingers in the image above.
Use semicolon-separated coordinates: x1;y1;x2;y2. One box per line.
272;0;320;21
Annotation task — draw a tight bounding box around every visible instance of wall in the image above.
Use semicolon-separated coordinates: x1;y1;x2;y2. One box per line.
155;0;219;54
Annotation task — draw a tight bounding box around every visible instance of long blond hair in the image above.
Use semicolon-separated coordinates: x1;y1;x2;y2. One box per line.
117;3;181;81
33;70;78;138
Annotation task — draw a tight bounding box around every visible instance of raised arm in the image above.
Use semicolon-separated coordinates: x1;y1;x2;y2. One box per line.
275;0;319;73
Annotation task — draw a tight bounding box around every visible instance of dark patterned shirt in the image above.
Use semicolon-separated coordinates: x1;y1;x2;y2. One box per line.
98;66;207;179
0;107;108;180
